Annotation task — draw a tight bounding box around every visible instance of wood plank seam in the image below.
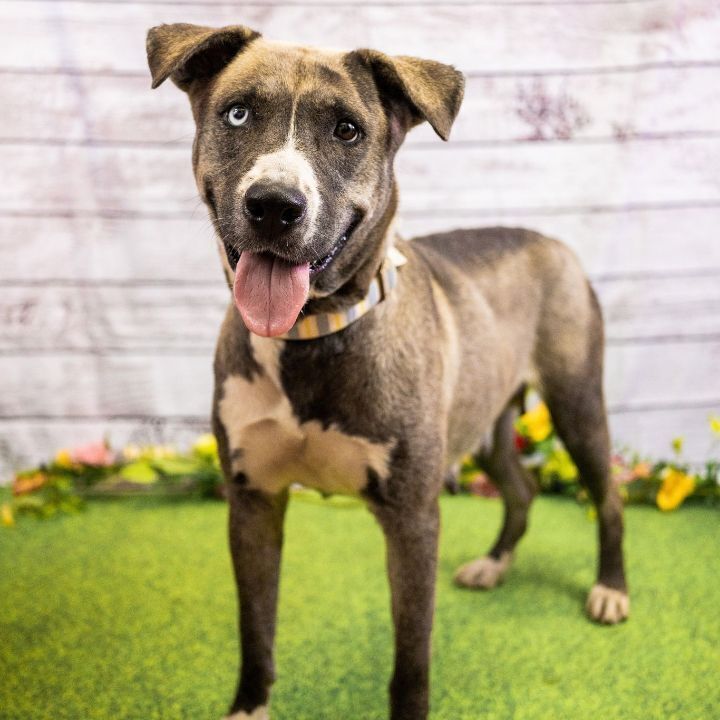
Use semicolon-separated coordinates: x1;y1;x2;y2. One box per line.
3;335;720;355
3;200;718;220
2;60;719;80
0;0;674;6
3;131;719;150
2;396;718;422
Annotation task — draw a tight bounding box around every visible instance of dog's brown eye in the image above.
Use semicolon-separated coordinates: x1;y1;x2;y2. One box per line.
227;105;250;127
334;120;360;143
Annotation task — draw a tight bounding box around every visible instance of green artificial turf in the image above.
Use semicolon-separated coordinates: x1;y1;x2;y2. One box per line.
1;494;718;720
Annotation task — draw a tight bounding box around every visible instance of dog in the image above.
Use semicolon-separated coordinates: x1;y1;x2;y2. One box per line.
146;23;629;720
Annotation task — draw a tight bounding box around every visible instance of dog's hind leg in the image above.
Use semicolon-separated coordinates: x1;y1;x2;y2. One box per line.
454;394;537;590
542;380;629;624
537;289;629;624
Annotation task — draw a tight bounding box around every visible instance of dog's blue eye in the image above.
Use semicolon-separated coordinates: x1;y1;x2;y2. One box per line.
227;106;250;127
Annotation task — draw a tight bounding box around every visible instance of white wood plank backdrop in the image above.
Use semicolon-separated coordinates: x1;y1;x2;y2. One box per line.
1;0;719;476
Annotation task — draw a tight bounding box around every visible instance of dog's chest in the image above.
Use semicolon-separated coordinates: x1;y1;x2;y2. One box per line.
218;336;392;495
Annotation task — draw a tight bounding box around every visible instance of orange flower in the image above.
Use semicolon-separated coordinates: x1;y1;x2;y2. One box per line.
468;471;501;499
656;468;696;511
12;472;48;496
632;462;652;479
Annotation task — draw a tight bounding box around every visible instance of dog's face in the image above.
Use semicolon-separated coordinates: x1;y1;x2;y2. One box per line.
147;24;464;336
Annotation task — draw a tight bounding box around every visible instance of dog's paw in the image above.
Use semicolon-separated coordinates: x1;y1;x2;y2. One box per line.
586;584;630;624
225;707;269;720
454;552;513;589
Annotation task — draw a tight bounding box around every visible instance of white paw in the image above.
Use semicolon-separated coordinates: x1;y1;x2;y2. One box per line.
586;584;630;624
454;552;513;589
225;707;269;720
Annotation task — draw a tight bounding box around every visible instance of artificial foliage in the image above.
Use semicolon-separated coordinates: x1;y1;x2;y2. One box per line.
1;435;222;526
2;404;719;527
457;402;720;510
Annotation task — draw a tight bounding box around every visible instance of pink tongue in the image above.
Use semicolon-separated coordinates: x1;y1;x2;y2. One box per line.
233;252;310;337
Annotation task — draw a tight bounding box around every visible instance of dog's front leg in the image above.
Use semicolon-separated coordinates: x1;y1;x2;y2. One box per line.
373;495;440;720
226;485;289;720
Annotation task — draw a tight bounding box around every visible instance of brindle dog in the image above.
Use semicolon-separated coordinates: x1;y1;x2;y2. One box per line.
146;23;629;720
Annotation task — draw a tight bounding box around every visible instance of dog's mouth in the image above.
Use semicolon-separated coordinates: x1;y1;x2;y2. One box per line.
229;215;361;338
224;214;360;276
309;215;360;276
225;243;241;269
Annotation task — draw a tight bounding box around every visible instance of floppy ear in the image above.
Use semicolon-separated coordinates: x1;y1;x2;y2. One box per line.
352;49;465;141
146;23;260;91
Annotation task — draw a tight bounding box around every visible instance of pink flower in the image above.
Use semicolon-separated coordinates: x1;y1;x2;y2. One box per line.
469;472;501;499
611;454;635;485
70;441;115;467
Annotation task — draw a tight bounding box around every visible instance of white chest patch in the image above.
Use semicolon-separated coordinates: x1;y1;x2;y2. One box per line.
218;336;394;496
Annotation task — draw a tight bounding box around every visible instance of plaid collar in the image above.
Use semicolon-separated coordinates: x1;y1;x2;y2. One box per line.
280;246;407;341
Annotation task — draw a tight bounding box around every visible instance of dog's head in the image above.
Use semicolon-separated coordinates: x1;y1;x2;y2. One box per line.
147;24;464;336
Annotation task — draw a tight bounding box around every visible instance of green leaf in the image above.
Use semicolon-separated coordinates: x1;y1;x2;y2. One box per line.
12;495;45;510
119;461;159;484
151;457;200;477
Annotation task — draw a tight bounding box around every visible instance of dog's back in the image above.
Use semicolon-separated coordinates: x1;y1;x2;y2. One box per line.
403;226;602;460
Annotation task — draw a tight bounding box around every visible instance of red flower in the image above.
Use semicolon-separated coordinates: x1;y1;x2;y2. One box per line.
514;432;529;453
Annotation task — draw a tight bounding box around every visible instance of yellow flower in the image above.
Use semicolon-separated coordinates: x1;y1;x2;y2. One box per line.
542;446;578;482
671;437;684;456
123;444;142;461
124;443;177;461
656;468;696;511
54;449;74;468
1;503;14;528
147;445;177;459
710;416;720;437
517;402;553;443
193;433;218;459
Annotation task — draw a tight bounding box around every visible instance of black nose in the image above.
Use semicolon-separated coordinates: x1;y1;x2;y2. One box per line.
243;182;307;234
